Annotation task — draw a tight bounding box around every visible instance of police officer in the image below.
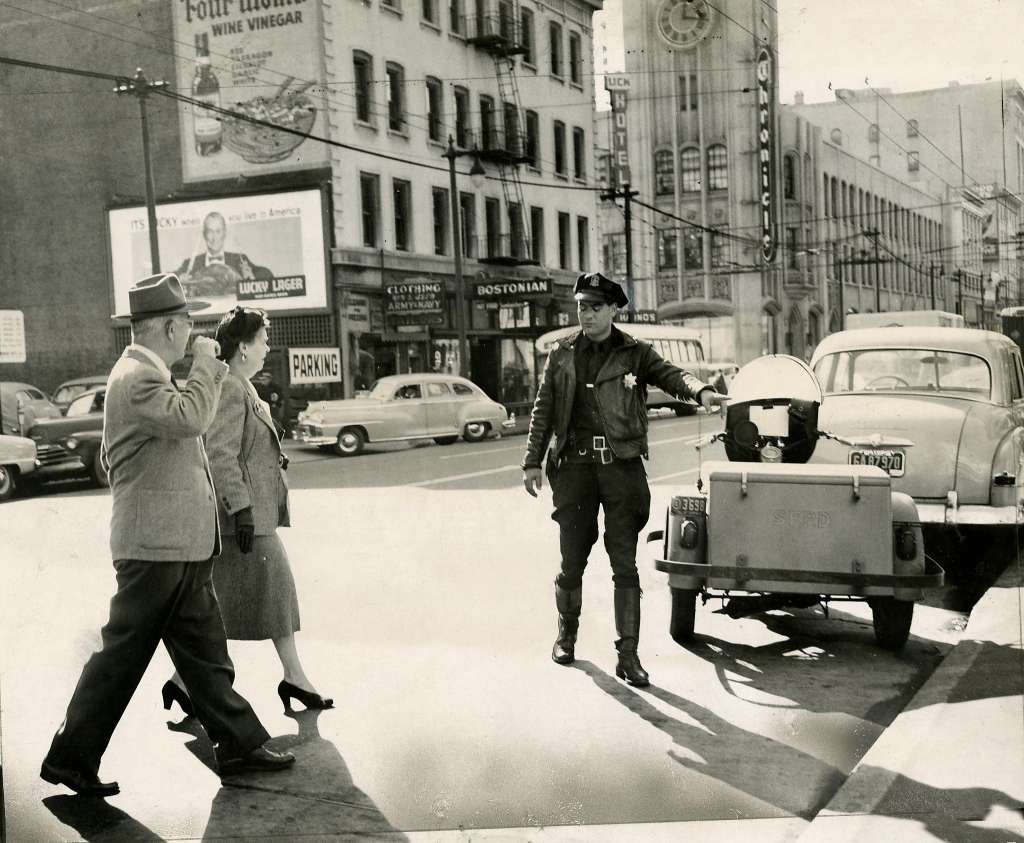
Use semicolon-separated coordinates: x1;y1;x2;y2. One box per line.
522;272;726;686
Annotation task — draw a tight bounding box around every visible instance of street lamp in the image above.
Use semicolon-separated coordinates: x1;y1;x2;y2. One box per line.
444;135;486;378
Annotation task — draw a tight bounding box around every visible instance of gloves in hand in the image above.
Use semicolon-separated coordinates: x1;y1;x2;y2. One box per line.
234;507;255;554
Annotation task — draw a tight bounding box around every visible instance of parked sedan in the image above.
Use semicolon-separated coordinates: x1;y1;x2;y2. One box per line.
27;386;107;486
52;374;108;414
294;373;515;456
0;434;37;502
809;327;1024;573
0;381;61;436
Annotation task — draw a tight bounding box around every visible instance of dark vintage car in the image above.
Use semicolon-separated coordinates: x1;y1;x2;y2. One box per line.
27;386;107;487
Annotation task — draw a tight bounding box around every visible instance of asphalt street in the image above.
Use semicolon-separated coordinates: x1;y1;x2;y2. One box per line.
0;413;972;841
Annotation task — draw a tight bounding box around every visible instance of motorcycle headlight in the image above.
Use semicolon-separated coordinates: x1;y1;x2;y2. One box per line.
760;443;782;463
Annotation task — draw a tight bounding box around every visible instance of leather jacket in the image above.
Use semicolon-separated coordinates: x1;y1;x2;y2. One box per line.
522;328;709;468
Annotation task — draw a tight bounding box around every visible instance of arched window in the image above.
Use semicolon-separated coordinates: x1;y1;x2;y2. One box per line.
707;144;728;190
783;154;797;199
680;147;701;192
761;310;777;355
654;149;674;195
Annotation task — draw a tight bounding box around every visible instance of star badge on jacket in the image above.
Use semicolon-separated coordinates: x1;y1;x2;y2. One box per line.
623;373;638;390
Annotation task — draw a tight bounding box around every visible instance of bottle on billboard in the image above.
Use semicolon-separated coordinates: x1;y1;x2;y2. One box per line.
192;33;222;156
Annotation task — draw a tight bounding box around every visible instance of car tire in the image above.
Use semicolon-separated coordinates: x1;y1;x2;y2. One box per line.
0;465;16;502
434;436;458;445
669;587;698;644
463;422;489;443
89;448;109;488
870;597;914;651
333;428;365;457
673;405;696;417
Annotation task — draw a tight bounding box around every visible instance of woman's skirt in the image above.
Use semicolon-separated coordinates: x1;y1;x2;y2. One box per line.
212;531;300;640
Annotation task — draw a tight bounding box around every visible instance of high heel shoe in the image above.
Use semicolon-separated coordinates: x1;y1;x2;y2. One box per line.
277;680;334;712
161;680;195;717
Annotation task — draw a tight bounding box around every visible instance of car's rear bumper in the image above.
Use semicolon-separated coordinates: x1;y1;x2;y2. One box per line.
500;418;516;429
914;501;1022;527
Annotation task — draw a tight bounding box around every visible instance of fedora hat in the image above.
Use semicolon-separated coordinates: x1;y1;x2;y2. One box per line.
118;273;210;320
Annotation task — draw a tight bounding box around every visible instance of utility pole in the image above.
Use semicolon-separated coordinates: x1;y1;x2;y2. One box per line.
929;263;937;310
114;68;168;273
866;228;882;313
600;184;639;314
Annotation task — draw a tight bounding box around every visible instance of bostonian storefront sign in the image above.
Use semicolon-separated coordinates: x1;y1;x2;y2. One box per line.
474;279;552;299
757;46;775;264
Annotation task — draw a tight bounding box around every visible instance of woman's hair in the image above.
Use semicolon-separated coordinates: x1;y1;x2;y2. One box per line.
215;306;270;362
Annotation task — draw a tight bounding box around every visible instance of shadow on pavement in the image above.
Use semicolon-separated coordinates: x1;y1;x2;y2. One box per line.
572;659;844;818
42;795;164;841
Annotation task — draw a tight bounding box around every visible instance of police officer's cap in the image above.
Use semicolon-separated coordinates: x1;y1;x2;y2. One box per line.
573;272;629;308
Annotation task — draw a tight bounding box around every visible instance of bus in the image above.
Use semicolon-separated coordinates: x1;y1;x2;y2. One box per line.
534;324;736;416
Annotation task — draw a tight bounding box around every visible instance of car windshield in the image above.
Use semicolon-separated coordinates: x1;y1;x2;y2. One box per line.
54;384;88;404
367;380;397;399
814;349;992;398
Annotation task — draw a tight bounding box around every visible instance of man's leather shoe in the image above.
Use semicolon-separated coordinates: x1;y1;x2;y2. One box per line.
40;760;120;797
219;745;296;776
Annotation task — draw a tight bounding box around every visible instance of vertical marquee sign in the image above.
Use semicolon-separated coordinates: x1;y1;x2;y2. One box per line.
604;74;631;188
756;46;775;264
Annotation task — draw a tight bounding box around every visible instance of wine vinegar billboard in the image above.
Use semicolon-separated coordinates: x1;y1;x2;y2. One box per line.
172;0;330;182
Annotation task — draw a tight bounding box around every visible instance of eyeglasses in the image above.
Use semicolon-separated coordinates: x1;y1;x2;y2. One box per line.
577;302;609;314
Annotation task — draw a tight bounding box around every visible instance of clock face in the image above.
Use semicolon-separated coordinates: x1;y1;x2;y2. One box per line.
657;0;715;49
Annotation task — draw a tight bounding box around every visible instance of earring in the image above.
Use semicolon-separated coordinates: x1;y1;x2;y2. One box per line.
241;351;248;362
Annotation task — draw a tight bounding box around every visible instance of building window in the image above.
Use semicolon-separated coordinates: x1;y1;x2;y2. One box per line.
432;187;449;255
783;155;796;199
360;172;380;248
459;192;476;257
426;77;443;143
386;62;405;132
503;101;520;154
572;126;585;180
868;123;879;142
577;216;589;271
530;206;544;263
605;232;626;276
707;144;727;190
785;226;798;268
509;202;525;258
422;0;436;24
908;150;920;172
485;197;500;257
393;179;412;251
761;310;777;354
657;229;677;270
907;118;918;137
497;0;514;40
558;212;571;269
549;22;563;78
353;51;373;124
683;230;702;270
710;229;728;267
654;149;674;195
553;120;567;176
525;110;540;169
480;95;495;150
568;31;582;86
520;7;534;64
679;73;697;111
454;86;470;148
449;0;462;33
680;147;700;192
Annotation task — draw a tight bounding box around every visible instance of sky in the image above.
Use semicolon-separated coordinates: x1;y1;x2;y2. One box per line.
594;0;1024;108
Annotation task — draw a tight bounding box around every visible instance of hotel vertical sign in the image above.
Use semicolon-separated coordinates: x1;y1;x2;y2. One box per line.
604;74;631;188
756;47;775;264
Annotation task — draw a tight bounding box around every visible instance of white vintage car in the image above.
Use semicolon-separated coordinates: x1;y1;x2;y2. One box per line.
809;327;1024;574
293;373;514;456
0;433;37;502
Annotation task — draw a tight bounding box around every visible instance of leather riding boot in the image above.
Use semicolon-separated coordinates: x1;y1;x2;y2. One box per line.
614;587;649;687
552;585;582;665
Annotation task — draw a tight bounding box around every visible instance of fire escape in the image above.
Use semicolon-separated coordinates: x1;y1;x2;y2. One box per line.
465;0;537;266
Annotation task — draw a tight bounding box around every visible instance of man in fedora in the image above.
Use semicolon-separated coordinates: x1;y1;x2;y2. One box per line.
41;273;294;797
522;272;727;687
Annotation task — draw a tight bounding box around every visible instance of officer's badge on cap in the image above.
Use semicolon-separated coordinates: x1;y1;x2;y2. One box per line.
573;272;629;308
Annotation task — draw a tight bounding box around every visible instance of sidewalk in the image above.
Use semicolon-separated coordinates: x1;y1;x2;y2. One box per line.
799;555;1024;842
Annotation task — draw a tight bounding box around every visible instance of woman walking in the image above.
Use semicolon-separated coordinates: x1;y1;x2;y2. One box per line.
163;306;332;716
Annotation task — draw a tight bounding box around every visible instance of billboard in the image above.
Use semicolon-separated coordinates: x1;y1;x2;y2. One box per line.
108;188;329;318
172;0;329;182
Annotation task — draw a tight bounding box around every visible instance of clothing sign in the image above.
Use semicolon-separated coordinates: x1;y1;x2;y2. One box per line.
288;347;341;385
0;310;26;364
172;0;329;182
385;280;444;315
107;188;328;318
756;47;776;264
604;74;631;188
